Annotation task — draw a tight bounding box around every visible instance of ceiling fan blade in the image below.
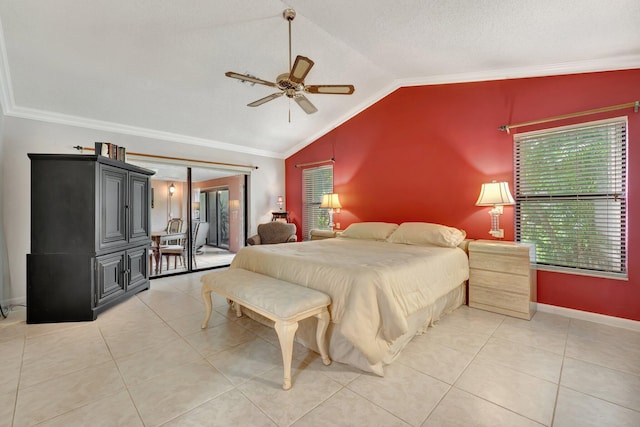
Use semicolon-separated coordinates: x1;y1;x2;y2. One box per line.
247;92;284;107
305;85;355;95
294;94;318;114
289;55;314;84
225;71;277;88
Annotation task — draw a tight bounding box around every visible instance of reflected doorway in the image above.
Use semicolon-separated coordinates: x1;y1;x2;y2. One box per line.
206;188;230;250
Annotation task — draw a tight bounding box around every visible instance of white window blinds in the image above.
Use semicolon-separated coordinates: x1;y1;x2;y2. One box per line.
514;117;627;277
302;165;333;240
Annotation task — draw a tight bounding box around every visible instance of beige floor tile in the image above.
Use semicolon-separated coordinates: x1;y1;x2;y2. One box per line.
565;333;640;376
165;309;230;337
437;306;505;335
516;311;571;334
238;365;341;426
13;360;125;426
561;357;640;412
423;387;544;427
569;319;640;353
0;313;27;343
139;290;204;321
553;386;640;427
97;300;165;329
185;320;259;357
24;320;90;339
116;339;204;386
20;324;112;388
347;362;450;426
294;352;363;386
101;319;181;359
0;337;23;395
35;390;144;427
128;359;233;427
0;390;16;427
293;387;410;427
492;321;567;355
420;321;491;355
162;389;276;426
475;337;563;383
207;337;283;385
396;339;475;384
455;359;557;425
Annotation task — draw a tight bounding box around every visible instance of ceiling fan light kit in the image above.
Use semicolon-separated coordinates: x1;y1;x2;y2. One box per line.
225;8;355;117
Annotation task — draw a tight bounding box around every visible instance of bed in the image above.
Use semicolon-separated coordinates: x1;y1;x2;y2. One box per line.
204;222;470;375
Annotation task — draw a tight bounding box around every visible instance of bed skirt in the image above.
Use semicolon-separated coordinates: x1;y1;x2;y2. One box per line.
240;281;466;376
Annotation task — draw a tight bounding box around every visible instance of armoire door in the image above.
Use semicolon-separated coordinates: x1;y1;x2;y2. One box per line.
129;171;151;243
98;164;128;250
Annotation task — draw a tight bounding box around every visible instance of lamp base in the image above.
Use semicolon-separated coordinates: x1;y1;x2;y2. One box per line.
489;229;504;239
488;208;504;239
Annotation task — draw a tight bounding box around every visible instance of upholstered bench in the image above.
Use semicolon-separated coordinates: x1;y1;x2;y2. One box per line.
201;268;331;390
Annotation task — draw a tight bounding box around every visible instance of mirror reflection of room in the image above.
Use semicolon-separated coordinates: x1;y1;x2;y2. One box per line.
137;162;246;277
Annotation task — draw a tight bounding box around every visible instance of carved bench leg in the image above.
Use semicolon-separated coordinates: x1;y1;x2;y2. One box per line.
201;286;213;329
315;308;331;366
274;320;299;390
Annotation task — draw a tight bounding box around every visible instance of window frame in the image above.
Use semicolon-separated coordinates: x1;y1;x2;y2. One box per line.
513;117;628;280
302;165;334;241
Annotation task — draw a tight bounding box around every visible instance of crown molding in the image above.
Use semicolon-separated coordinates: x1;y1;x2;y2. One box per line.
0;17;14;115
397;55;640;88
6;105;285;159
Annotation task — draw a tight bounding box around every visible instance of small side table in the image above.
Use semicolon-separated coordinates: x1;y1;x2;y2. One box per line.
468;240;537;320
271;211;290;223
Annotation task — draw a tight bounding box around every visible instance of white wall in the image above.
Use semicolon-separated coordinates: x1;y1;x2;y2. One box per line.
0;107;9;307
1;115;285;305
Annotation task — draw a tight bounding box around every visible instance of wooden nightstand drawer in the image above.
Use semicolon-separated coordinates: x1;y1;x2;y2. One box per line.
469;252;529;276
469;268;530;295
469;286;530;315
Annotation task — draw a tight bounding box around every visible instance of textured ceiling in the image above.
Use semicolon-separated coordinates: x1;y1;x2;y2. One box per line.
0;0;638;158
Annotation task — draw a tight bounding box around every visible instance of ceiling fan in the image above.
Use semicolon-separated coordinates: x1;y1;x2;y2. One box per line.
225;8;355;117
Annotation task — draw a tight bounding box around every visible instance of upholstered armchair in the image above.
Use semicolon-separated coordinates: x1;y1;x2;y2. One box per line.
247;222;297;245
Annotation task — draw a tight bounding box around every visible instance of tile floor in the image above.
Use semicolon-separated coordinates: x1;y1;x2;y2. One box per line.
150;246;236;277
1;271;639;426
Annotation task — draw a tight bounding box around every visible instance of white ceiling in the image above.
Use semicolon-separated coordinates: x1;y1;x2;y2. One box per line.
0;0;638;158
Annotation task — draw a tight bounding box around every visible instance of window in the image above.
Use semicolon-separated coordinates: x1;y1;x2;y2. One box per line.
302;165;333;240
514;117;627;277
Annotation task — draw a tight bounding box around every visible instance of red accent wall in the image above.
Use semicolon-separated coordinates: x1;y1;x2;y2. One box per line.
285;69;640;321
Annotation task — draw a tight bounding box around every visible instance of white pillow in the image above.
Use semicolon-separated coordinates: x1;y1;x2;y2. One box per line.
387;222;466;248
338;222;399;241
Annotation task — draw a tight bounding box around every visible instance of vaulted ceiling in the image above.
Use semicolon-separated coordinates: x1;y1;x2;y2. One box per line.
0;1;638;158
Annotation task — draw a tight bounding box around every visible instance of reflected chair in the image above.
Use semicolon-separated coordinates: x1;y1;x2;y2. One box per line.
192;222;210;268
247;222;297;245
159;235;187;272
165;218;183;245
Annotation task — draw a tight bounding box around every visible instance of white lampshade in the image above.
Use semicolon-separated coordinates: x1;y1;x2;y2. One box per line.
320;193;342;209
476;181;515;206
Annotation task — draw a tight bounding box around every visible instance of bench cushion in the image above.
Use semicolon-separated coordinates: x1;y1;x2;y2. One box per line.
201;269;331;321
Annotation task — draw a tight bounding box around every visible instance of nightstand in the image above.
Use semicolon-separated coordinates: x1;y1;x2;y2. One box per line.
468;240;537;320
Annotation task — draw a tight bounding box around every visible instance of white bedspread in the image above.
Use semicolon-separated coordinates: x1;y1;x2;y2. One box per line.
229;238;469;364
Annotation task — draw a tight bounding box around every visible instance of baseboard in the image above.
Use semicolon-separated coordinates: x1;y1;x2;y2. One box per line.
537;303;640;332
